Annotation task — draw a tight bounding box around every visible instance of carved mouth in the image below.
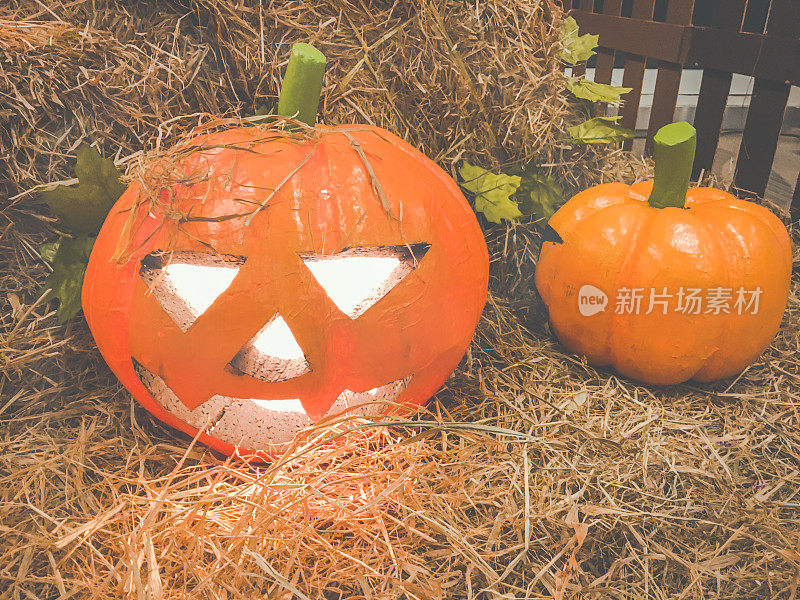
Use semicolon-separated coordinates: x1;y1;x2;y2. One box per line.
329;379;411;417
133;363;410;451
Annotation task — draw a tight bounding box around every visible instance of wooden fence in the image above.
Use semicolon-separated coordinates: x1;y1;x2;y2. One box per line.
564;0;800;218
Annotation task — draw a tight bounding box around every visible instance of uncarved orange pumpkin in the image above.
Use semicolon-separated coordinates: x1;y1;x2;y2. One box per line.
535;123;791;385
82;124;489;458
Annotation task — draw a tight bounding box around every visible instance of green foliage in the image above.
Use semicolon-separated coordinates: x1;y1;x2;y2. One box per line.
39;144;125;322
516;163;562;222
459;162;563;224
43;235;94;323
38;240;61;264
459;162;522;224
557;17;634;147
568;117;635;145
565;79;632;104
41;145;126;236
253;104;273;116
559;16;598;65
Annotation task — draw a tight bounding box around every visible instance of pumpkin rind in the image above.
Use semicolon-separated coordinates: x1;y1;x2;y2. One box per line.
82;124;489;458
535;180;791;385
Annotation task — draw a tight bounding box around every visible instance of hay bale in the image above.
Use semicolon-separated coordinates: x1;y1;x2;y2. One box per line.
0;0;576;195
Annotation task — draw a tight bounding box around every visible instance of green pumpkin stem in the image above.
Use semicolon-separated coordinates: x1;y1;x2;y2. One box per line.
647;122;697;210
277;43;326;126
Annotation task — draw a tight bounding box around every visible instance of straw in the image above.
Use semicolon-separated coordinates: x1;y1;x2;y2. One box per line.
2;1;799;598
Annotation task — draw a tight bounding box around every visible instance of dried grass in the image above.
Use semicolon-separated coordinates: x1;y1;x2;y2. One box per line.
2;1;800;599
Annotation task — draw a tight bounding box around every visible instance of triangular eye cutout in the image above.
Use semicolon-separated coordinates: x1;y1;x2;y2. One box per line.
229;315;312;382
301;244;430;319
140;251;245;331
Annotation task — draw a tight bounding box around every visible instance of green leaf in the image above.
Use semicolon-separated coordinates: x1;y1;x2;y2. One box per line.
559;16;598;65
41;145;126;235
567;117;635;145
515;164;563;222
565;78;632;104
253;104;273;116
42;235;94;322
38;240;61;264
459;162;523;224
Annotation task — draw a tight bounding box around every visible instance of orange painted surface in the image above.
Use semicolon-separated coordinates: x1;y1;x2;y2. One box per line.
82;124;489;459
535;181;792;385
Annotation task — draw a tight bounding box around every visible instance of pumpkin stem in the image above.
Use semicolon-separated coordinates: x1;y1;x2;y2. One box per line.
277;43;326;126
647;122;697;210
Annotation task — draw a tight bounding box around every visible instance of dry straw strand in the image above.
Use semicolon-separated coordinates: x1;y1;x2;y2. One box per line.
2;1;799;599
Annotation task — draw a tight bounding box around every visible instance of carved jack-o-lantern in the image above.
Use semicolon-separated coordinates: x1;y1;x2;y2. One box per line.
82;122;489;458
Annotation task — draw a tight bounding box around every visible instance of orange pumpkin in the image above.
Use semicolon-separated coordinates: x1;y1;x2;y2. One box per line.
82;45;489;459
82;123;489;458
535;122;791;385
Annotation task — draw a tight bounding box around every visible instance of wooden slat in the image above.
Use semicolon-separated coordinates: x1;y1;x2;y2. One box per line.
645;0;695;155
686;29;800;85
592;0;622;85
792;171;800;223
692;75;733;178
759;0;800;38
691;0;747;179
571;0;594;78
571;11;800;85
735;0;796;198
571;12;686;62
620;0;657;150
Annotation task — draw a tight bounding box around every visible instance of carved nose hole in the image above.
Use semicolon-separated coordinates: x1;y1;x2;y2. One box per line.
229;315;312;382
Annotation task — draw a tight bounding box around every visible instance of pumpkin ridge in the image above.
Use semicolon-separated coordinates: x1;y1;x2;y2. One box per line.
370;125;480;226
689;203;790;381
690;190;792;248
692;206;739;380
605;200;656;373
656;206;728;381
